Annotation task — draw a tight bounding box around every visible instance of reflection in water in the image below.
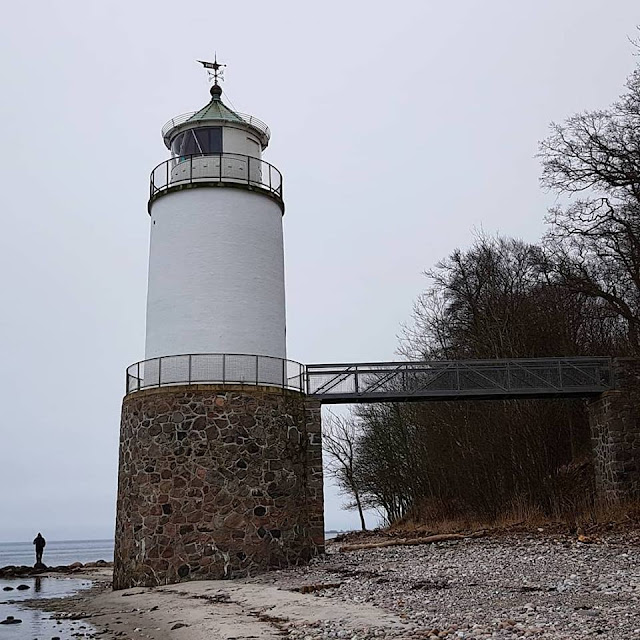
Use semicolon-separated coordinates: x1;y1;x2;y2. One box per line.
0;576;95;638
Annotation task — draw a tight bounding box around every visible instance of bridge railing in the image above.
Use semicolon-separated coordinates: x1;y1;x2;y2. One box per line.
305;357;614;403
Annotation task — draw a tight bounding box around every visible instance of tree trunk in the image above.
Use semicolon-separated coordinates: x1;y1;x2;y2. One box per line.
353;488;367;531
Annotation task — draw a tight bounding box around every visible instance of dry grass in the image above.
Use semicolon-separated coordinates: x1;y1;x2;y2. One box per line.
330;502;640;548
386;497;640;539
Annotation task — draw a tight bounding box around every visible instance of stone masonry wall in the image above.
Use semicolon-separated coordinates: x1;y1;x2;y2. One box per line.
589;358;640;503
113;385;323;589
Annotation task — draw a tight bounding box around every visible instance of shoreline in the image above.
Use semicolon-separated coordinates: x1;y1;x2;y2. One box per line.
0;560;113;580
0;538;115;572
0;569;108;638
16;532;640;640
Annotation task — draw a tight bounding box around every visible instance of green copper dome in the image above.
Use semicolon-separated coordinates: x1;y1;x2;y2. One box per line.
185;85;245;125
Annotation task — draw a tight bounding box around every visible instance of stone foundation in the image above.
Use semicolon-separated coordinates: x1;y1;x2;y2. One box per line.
113;385;323;589
589;358;640;503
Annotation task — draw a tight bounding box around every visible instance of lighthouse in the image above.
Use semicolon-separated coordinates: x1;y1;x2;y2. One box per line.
113;60;324;589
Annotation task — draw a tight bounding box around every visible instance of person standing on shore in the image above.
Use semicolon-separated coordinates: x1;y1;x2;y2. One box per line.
33;533;46;565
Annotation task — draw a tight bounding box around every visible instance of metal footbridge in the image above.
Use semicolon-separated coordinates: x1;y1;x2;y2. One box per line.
305;357;614;404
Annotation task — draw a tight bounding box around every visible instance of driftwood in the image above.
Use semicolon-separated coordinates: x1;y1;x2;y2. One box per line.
293;583;343;593
339;530;486;552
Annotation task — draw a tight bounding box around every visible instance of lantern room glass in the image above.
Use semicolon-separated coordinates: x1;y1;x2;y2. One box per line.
171;127;223;158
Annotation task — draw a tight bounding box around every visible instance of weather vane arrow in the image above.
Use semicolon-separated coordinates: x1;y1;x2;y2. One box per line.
197;54;226;85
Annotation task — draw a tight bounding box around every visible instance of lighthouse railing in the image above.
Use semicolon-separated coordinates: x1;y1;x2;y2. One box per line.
149;153;283;206
126;353;304;395
161;111;271;145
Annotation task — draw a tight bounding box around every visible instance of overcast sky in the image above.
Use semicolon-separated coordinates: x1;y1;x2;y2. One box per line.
0;1;638;542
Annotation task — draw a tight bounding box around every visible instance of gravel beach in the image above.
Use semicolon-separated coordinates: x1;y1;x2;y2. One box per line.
263;534;640;640
24;533;640;640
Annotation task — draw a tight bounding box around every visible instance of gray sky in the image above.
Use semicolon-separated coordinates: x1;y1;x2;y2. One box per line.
0;1;638;542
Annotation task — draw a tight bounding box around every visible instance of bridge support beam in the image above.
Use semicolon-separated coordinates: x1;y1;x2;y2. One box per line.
589;358;640;503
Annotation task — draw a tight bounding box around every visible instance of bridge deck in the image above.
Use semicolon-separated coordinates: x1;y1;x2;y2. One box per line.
305;357;614;404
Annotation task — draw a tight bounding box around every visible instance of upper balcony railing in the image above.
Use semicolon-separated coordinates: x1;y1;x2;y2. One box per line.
149;153;283;210
161;111;271;145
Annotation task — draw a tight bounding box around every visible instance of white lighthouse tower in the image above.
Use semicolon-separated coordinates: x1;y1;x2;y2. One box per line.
145;59;286;366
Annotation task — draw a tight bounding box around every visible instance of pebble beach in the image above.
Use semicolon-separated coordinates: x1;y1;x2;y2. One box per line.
274;534;640;639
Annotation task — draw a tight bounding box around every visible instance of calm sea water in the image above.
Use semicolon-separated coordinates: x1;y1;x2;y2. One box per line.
0;535;342;569
0;539;114;568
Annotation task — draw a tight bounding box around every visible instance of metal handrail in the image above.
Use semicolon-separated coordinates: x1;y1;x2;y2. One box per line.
148;153;283;208
161;111;271;143
125;353;305;395
306;356;611;370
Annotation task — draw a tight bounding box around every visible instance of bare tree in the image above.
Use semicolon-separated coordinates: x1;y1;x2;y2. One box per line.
539;63;640;351
352;234;623;525
344;44;640;528
322;411;367;531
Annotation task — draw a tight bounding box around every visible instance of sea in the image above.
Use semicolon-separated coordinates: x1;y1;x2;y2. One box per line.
0;534;345;569
0;539;114;568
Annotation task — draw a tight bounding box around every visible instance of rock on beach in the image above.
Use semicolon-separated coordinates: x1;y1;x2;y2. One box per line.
0;560;112;579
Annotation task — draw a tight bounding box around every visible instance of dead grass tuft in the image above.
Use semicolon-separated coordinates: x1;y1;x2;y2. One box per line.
393;497;640;539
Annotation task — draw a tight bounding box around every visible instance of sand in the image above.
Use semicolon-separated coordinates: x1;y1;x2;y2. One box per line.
37;566;403;640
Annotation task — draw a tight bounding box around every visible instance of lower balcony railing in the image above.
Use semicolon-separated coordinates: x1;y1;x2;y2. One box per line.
149;153;283;209
126;353;304;395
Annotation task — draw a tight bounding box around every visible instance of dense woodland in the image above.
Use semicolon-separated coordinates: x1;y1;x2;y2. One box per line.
324;53;640;528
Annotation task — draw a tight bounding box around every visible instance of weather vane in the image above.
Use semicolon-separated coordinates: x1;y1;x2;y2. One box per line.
197;54;226;86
